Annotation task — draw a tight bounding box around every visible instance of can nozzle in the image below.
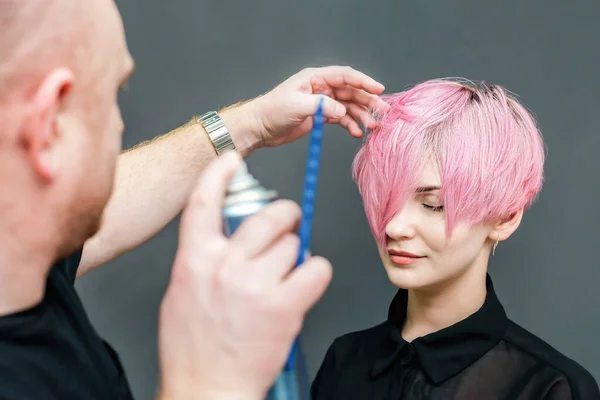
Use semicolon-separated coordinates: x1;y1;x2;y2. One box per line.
227;161;258;194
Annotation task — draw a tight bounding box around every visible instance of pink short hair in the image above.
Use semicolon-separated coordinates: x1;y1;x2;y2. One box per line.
352;78;545;245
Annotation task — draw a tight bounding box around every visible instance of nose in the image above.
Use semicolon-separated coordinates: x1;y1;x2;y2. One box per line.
385;206;416;241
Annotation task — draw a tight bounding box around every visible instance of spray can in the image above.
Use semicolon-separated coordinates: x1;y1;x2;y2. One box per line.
223;162;278;236
222;161;308;400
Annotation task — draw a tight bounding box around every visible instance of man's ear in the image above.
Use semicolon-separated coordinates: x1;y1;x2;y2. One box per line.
20;67;74;181
489;208;524;244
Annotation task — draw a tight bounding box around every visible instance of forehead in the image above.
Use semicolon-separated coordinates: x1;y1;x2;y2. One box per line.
95;0;133;76
417;160;442;186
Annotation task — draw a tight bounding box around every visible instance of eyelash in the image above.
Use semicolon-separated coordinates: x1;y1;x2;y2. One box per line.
422;203;444;212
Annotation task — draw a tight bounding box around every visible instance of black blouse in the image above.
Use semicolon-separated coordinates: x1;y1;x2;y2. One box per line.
311;275;600;399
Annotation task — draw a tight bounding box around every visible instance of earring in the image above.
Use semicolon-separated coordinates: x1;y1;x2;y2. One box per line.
492;237;499;256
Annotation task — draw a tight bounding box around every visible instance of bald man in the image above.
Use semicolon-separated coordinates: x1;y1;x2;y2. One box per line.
0;1;388;399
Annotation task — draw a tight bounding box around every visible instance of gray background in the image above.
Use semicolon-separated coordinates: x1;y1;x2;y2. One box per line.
75;1;600;399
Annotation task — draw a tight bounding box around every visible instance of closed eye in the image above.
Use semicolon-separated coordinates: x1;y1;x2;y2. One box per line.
422;203;444;212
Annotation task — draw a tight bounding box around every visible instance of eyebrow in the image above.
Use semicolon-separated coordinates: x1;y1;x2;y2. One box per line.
415;186;441;193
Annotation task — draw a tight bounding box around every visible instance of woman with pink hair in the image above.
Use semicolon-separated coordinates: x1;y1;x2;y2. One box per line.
310;79;599;399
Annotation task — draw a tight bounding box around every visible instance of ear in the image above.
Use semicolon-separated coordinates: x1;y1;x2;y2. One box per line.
488;208;524;243
20;68;74;181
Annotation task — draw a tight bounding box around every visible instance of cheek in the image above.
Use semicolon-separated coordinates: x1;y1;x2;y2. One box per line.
101;104;124;155
435;226;487;267
112;102;124;137
86;104;121;190
419;217;449;253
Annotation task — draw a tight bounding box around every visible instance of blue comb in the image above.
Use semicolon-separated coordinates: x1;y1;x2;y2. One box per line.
267;96;325;400
288;95;325;369
295;95;325;268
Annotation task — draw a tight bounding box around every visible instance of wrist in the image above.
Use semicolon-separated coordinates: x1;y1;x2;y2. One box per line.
219;98;265;157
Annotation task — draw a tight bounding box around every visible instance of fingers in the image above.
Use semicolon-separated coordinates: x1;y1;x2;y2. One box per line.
229;199;301;258
252;233;300;281
336;113;364;138
344;102;376;130
279;256;333;313
334;86;390;113
307;66;385;94
293;67;390;137
181;152;242;246
296;93;347;120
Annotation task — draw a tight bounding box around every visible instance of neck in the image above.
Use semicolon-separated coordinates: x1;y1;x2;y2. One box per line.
0;218;56;317
402;266;488;342
0;149;66;316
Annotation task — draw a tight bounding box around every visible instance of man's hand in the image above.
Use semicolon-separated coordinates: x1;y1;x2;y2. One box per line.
157;152;332;400
240;65;390;148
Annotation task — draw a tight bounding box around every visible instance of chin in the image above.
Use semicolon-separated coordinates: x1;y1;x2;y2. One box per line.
58;200;105;255
85;212;104;238
384;264;429;290
382;254;447;290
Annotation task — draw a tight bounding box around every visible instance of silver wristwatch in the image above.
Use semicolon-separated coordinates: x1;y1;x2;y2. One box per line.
197;111;236;156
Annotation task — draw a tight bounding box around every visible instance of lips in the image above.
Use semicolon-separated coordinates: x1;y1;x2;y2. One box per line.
388;249;423;258
387;249;424;266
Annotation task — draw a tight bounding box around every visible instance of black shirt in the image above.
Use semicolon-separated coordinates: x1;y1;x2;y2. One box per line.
311;275;600;400
0;251;135;400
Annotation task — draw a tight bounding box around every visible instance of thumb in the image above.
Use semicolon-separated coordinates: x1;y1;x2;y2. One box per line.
297;93;347;119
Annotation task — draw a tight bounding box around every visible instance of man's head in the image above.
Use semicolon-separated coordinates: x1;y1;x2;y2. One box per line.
0;0;134;260
352;79;545;289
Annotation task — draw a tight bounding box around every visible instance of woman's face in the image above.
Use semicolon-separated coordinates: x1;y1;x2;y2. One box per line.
377;162;496;290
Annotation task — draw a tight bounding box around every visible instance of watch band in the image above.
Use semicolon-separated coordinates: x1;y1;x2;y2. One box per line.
197;111;236;156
